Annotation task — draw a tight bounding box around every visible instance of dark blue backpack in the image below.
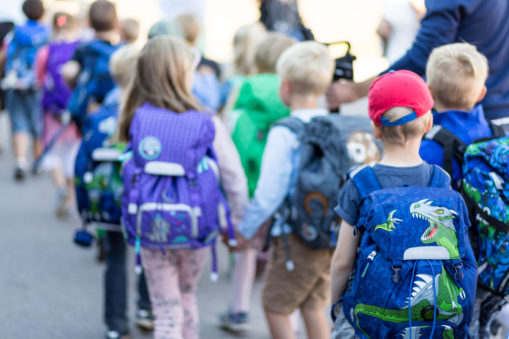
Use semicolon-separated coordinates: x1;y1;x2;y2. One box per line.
341;165;477;339
2;22;48;90
74;98;122;227
67;40;119;130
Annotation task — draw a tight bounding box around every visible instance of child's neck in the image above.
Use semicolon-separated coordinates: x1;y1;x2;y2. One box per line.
288;94;321;111
95;31;119;44
379;138;424;167
434;100;474;113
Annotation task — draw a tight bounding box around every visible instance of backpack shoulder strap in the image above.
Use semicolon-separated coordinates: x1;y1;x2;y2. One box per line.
272;116;306;137
489;122;506;138
349;165;381;200
428;165;451;188
424;125;466;177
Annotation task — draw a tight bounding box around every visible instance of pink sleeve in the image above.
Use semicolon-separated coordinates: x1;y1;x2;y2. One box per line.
35;45;49;87
212;116;249;227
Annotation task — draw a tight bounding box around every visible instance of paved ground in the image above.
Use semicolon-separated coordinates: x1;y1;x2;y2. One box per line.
0;112;269;339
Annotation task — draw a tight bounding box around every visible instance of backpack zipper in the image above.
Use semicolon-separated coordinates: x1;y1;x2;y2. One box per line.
361;250;377;278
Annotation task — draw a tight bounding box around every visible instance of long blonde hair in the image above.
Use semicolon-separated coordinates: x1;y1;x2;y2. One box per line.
118;36;200;142
233;22;266;75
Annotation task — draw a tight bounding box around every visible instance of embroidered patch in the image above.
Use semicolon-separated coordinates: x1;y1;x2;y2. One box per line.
138;136;162;160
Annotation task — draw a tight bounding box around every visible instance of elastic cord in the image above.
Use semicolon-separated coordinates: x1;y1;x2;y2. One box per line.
408;261;418;338
428;260;437;338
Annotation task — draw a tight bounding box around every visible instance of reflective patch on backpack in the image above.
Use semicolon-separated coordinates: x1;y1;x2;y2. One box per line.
138;136;162;160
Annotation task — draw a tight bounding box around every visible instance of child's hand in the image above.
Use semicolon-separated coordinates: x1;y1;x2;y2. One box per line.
221;230;248;252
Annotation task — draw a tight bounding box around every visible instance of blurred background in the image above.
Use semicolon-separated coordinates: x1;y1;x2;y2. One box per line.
0;0;390;82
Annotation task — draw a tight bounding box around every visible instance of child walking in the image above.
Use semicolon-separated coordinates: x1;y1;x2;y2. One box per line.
236;41;334;339
36;12;80;217
330;70;477;338
118;36;236;339
420;43;508;339
2;0;49;180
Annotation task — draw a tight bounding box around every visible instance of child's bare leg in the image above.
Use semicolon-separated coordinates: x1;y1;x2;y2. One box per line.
13;132;28;165
264;309;296;339
230;247;257;312
300;306;329;339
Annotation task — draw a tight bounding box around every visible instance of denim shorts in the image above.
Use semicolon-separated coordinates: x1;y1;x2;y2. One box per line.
6;89;43;137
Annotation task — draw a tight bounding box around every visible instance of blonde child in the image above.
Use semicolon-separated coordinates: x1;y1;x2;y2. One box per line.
237;41;334;339
118;35;247;339
219;32;295;333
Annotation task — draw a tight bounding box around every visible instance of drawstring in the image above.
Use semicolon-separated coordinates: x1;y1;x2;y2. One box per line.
210;241;218;281
408;263;416;336
428;260;437;339
134;236;142;274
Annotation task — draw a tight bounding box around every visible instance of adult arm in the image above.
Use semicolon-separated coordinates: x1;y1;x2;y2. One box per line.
327;1;462;106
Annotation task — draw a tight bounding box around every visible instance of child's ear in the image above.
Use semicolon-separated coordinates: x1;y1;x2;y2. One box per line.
279;79;291;107
371;121;382;139
424;111;434;133
476;85;487;103
427;85;435;99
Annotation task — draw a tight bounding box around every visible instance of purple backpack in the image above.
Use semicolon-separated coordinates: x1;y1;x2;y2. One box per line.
41;41;79;116
121;103;235;277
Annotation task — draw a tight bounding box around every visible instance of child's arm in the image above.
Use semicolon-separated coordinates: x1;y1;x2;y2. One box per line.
212;116;249;226
237;126;295;239
35;45;49;87
62;60;80;88
330;220;360;303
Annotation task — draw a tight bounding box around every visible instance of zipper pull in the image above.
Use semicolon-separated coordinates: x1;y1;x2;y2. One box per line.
361;251;377;278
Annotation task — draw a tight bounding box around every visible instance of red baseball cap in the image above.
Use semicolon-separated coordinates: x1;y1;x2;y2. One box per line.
368;70;434;126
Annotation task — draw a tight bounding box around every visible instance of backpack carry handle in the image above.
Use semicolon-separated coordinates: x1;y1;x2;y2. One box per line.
144;161;186;176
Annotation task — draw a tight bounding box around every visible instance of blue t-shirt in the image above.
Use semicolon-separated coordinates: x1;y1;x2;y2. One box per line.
419;105;492;187
335;163;434;226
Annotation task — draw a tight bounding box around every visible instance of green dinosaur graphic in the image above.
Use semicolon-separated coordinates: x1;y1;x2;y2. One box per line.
352;200;464;338
374;210;402;232
354;267;464;338
410;199;459;259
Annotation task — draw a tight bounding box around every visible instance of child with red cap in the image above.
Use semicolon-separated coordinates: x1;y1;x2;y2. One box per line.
330;69;438;338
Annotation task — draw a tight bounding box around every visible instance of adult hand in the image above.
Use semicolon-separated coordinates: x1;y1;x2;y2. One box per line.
326;80;360;110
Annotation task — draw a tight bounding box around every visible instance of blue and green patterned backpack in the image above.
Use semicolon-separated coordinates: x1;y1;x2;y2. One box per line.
342;165;477;339
462;136;509;298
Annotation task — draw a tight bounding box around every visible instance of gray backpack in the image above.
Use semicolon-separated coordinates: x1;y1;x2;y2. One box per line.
274;114;381;250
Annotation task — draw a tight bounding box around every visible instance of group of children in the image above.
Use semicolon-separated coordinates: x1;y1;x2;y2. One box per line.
2;0;508;339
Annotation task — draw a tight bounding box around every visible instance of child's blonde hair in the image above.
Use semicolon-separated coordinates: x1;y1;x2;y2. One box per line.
233;22;267;76
118;36;200;142
276;41;333;96
174;13;200;45
380;107;431;146
426;43;488;110
120;18;140;44
255;33;296;74
109;44;139;89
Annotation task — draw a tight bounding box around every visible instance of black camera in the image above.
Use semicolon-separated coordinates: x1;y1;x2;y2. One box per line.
325;41;356;82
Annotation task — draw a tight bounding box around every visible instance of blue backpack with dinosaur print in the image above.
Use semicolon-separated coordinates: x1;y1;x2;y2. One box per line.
342;165;477;339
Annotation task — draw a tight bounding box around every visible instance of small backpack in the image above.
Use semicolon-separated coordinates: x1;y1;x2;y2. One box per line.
67;40;119;130
425;125;509;299
273;114;381;249
121;103;234;276
74;98;123;227
2;22;48;90
341;166;477;339
42;40;80;117
231;74;290;197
